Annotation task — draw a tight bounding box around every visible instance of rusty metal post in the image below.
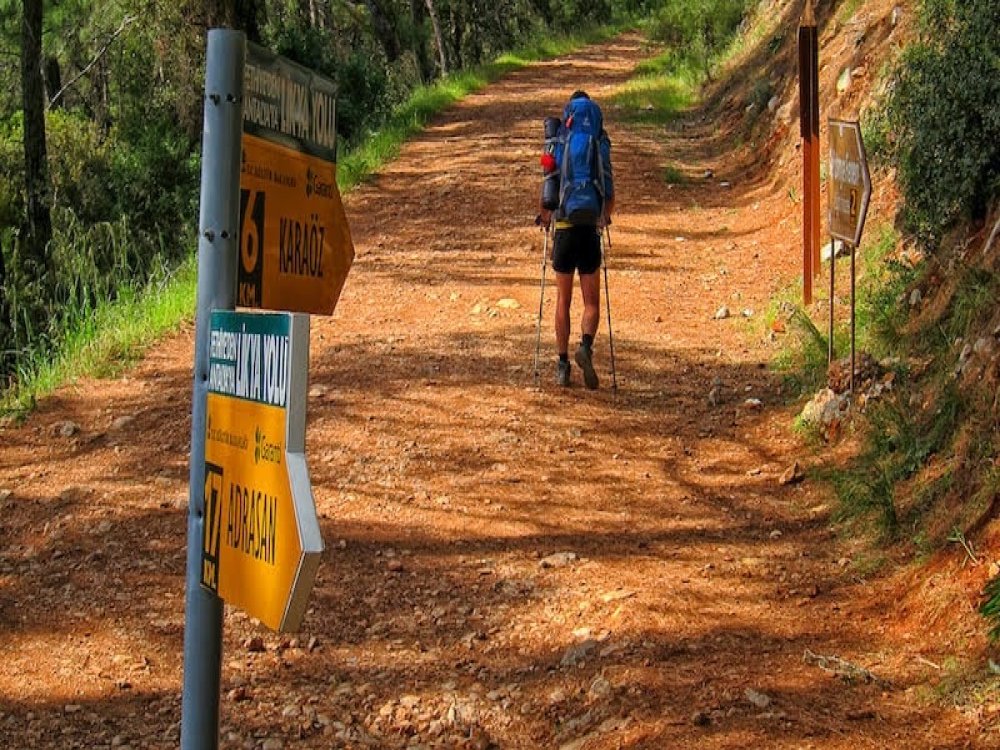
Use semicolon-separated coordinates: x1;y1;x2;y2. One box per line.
810;111;821;281
799;1;820;304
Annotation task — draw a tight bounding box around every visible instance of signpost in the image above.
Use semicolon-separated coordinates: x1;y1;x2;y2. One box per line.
828;119;872;247
238;43;354;315
201;310;321;632
827;118;872;391
182;30;244;750
183;31;352;750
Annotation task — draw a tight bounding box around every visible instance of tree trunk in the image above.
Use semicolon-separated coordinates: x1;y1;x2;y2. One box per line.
364;0;400;63
43;55;63;109
210;0;265;42
467;0;483;65
449;2;463;70
307;0;328;28
425;0;447;76
0;229;8;373
530;0;553;26
410;0;432;82
237;0;265;43
21;0;52;276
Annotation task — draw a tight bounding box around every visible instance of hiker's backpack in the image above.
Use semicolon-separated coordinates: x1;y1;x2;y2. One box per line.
554;96;613;225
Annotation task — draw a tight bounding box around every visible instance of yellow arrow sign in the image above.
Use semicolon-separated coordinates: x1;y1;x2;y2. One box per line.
200;311;321;632
236;43;354;316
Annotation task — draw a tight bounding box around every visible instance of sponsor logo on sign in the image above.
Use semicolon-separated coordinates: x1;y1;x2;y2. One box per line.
306;167;334;199
254;426;282;465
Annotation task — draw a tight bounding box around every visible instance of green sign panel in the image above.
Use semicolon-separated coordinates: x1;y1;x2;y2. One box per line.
201;310;322;632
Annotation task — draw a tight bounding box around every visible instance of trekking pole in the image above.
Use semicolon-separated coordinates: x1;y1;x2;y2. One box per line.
602;225;618;395
532;217;550;386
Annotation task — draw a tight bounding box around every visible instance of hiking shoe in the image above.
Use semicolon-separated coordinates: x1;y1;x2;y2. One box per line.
556;359;571;387
575;343;599;390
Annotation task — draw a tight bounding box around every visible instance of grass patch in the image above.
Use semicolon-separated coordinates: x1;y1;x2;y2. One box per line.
610;48;698;125
662;164;686;184
763;222;971;541
768;293;829;400
832;381;964;538
946;267;999;343
851;552;888;579
769;224;907;399
854;225;912;356
837;0;865;25
1;255;198;417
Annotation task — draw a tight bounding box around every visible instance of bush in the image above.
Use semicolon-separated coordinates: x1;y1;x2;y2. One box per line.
0;105;198;383
0;115;24;234
106;119;200;260
45;111;115;223
886;0;1000;246
647;0;750;77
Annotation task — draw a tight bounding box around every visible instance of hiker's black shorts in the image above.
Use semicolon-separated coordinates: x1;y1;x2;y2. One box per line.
552;225;601;275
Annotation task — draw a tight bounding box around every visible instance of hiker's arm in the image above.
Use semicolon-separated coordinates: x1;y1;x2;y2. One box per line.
538;206;552;229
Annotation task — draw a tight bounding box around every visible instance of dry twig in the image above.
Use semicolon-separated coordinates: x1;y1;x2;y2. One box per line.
48;16;137;109
803;649;891;688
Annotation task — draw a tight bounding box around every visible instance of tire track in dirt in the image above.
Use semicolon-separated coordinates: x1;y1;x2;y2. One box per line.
0;33;978;749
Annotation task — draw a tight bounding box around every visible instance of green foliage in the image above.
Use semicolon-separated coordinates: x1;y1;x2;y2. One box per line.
855;226;914;355
945;267;999;343
645;0;751;79
613;0;751;125
262;18;400;147
335;51;396;148
611;58;696;125
1;254;198;416
832;384;963;536
982;577;1000;640
0;108;197;384
662;164;686;184
750;78;773;113
45;112;116;223
885;0;1000;246
860;97;892;166
0;113;24;230
107;119;200;252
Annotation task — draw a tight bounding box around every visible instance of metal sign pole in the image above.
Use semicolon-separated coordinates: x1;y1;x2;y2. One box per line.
850;242;857;393
181;29;246;750
829;234;835;364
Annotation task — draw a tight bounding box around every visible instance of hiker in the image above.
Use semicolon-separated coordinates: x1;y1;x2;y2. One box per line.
538;90;615;389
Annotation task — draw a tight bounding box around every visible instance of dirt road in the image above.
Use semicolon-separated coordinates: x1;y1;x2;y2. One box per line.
0;34;983;749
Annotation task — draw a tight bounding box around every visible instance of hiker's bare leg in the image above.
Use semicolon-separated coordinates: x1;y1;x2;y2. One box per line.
555;271;574;356
579;270;600;338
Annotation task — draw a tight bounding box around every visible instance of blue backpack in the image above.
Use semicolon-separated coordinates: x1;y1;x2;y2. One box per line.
555;96;613;225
